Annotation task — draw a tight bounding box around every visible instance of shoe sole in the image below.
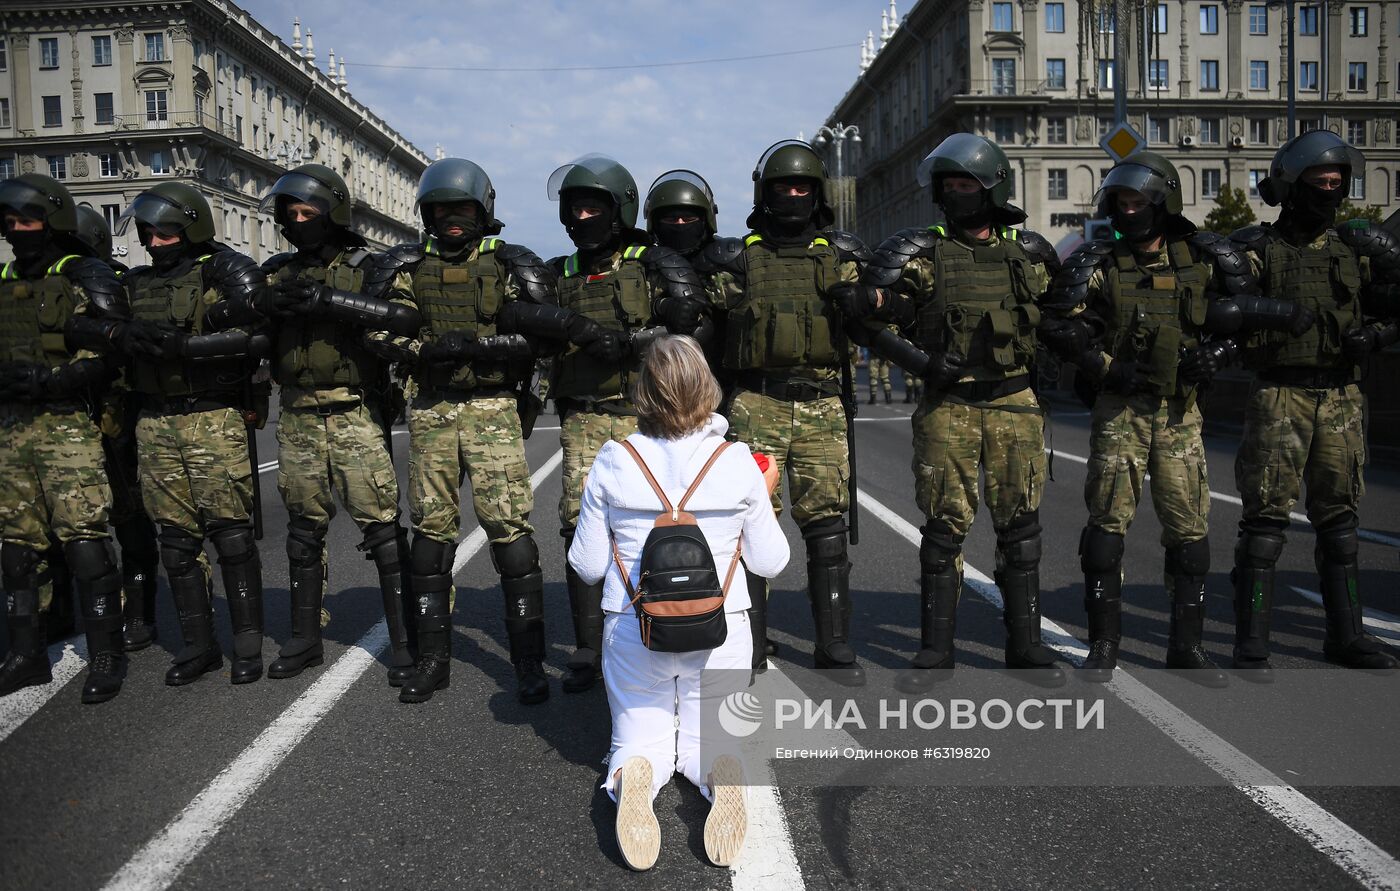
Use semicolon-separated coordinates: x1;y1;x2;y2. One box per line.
616;757;660;871
398;676;450;704
81;686;122;704
165;658;224;687
704;755;747;867
267;654;325;680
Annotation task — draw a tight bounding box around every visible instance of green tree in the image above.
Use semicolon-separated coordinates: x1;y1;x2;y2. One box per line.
1337;199;1383;224
1202;186;1257;235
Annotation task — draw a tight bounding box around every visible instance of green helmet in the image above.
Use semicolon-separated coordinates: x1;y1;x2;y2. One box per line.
917;133;1015;209
1258;130;1366;207
116;181;216;244
749;140;834;228
260;162;353;228
73;205;114;260
415;157;501;233
1095;150;1185;217
0;173;79;233
548;154;640;229
645;169;717;234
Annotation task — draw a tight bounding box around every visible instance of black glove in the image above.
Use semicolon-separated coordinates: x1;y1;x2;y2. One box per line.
420;330;478;366
1287;304;1318;338
830;283;880;321
924;351;966;391
658;296;704;334
264;279;323;318
1038;316;1089;359
0;363;49;401
583;330;625;364
1179;341;1236;385
1101;358;1146;395
118;319;179;359
1342;326;1378;363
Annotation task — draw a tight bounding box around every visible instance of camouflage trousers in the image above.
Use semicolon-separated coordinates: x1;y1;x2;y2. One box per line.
1086;393;1208;548
868;356;891;396
409;394;533;546
0;405;112;552
276;400;400;532
136;406;255;536
1235;382;1365;530
912;386;1044;539
559;405;638;533
727;389;849;529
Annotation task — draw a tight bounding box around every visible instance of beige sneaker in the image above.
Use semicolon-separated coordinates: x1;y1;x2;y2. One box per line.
703;755;747;867
615;757;660;871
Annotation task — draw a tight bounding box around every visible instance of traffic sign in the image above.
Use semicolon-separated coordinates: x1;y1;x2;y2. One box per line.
1099;122;1145;162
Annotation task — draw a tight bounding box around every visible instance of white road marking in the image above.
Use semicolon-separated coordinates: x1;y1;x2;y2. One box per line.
1291;586;1400;647
101;449;565;891
859;487;1400;891
452;450;564;578
0;638;88;744
1046;447;1400;548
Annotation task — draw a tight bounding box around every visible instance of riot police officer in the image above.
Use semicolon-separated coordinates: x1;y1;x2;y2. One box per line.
698;140;870;686
106;183;270;686
1230;132;1400;677
550;154;707;693
857;134;1063;689
644;169;718;260
0;174;129;703
256;164;421;684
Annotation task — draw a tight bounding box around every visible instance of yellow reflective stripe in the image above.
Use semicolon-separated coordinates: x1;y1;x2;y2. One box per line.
929;225;948;237
195;254;213;264
47;254;81;275
744;234;764;246
564;253;579;277
622;245;648;260
480;237;500;253
811;237;829;248
1002;227;1020;241
1;262;14;280
425;236;439;256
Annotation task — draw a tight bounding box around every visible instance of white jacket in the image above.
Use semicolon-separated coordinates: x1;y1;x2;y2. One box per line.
567;414;790;614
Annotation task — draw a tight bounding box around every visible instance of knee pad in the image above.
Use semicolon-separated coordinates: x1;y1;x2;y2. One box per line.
1079;527;1125;573
207;521;258;566
114;516;158;562
1236;529;1285;570
410;535;454;577
1;542;42;583
285;516;327;567
998;533;1041;571
803;531;847;567
360;521;406;567
1316;525;1359;564
1168;538;1211;577
800;517;847;542
61;539;118;582
919;526;963;575
999;510;1042;543
159;526;204;576
491;536;540;579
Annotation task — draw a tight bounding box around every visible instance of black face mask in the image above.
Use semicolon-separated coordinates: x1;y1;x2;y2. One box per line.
147;241;188;272
940;190;993;230
566;211;617;253
432;213;483;252
653;220;706;254
282;215;334;251
1112;206;1162;242
765;192;817;225
5;229;49;262
1290;182;1346;227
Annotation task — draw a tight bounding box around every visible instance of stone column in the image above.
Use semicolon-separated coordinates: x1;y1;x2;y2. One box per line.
171;23;195;114
116;27;138;122
1178;0;1192;98
1022;0;1041;92
1226;0;1244;98
11;34;33;135
1378;2;1390;100
68;28;84;135
1325;0;1343;100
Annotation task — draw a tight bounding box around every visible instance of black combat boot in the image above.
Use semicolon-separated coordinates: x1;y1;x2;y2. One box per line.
495;537;549;704
269;518;326;680
1164;541;1228;688
1231;528;1283;680
563;532;604;693
997;523;1065;688
400;537;452;703
1079;527;1124;682
362;522;414;686
44;544;75;641
0;545;52;695
1316;526;1397;671
897;528;962;693
884;390;892;405
117;515;160;651
745;569;770;680
69;541;127;704
164;552;224;685
210;523;263;685
805;527;864;687
867;392;876;406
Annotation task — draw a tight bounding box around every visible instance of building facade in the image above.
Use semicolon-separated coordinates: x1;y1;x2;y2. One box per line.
822;0;1400;252
0;0;430;264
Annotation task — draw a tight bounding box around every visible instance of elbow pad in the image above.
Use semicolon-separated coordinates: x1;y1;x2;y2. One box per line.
323;288;423;337
474;334;534;361
65;315;125;354
182;330;255;359
498;301;575;341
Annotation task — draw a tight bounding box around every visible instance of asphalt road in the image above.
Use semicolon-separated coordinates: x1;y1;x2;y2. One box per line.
3;376;1400;891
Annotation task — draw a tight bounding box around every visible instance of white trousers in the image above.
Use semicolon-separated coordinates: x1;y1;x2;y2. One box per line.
601;610;751;802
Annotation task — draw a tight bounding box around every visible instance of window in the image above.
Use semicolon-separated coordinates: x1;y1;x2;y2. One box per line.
1395;177;1400;202
48;155;67;180
1300;61;1319;90
144;90;168;124
1300;5;1319;35
99;153;119;178
992;2;1013;31
235;114;243;142
91;35;112;66
145;32;165;62
1350;6;1367;36
1098;116;1114;138
1348;120;1367;146
1251;118;1270;143
0;158;14;180
1348;61;1367;92
1046;58;1066;89
102;204;121;231
1149;60;1169;89
0;40;7;72
150;150;170;175
1153;3;1170;33
1099;6;1116;32
993;116;1016;143
1250;60;1269;90
1200;60;1220;91
1048;169;1068;201
0;98;8;129
1045;3;1065;32
1098;60;1115;89
1249;169;1267;198
1047;117;1068;144
1202;169;1222;200
39;37;60;69
1200;117;1222;144
232;64;243;87
42;95;61;128
1200;5;1219;34
94;92;113;125
1249;5;1268;35
1350;174;1365;200
1301;117;1322;133
1149;115;1171;144
993;58;1016;94
194;93;205;120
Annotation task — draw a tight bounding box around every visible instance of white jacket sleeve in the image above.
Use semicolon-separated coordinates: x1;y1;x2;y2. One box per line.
567;443;613;585
737;456;790;579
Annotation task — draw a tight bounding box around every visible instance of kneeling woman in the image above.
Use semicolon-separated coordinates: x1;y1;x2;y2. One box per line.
568;335;787;871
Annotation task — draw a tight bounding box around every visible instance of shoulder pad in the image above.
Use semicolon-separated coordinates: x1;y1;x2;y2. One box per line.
363;243;425;297
202;249;265;300
547;255;567;277
635;244;703;302
695;237;746;276
1046;243;1111;309
60;256;125;314
342;247;373;269
260;251;298;276
1230;225;1274;253
823;229;874;264
1016;228;1060;277
861;227;939;288
494;242;558;304
1336;220;1400;273
1188;230;1253;280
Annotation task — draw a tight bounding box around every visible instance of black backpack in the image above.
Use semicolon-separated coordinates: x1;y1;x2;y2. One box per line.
611;440;742;653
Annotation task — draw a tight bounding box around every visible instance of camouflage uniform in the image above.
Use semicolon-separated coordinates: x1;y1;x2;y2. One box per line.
867;352;891;403
901;366;923;403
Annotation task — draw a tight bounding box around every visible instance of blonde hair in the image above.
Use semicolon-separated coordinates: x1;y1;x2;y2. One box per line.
633;335;722;439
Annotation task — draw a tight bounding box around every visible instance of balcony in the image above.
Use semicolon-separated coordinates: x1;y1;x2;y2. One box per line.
106;111;238;141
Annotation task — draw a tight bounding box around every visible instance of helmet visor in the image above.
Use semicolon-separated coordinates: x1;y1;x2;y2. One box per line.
755;140;816;174
916;133;1005;190
115;192;199;237
1093;162;1173;208
547;153;627;201
415;159;493;214
644;169;714;217
0;180;59;224
258;171;340;217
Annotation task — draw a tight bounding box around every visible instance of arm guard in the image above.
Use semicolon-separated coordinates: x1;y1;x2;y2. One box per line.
1229;224;1275;256
497;300;578;343
62;256;126;316
640;244;704;299
862;324;932;376
1203;295;1308;334
693;237;746;277
495;242;558;305
1046;240;1113;315
181;330;270;360
362;243;425;298
202;250;267;330
473;334;534;362
1336;219;1400;279
320;289;423;337
824;229;875;265
1019;229;1061;280
860;227;942;328
1189;230;1259;299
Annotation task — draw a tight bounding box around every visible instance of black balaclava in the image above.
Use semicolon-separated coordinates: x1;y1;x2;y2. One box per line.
653;215;707;255
760;180;818;244
1286;180;1347;234
5;226;50;264
430;203;484;253
1111;204;1163;243
938;184;995;232
565;193;620;254
280;198;337;253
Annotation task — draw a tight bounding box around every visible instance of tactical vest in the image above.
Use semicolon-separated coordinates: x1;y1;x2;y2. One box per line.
127;257;247;397
0;255;82;369
1242;230;1362;370
913;226;1040;377
1103;238;1209;396
411;236;524;392
723;234;842;372
271;249;384;392
552;245;653;401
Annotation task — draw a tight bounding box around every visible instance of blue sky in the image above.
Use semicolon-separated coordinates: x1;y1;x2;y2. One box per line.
238;0;890;258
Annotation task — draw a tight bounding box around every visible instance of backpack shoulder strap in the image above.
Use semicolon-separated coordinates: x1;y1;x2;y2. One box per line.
677;441;736;512
619;440;674;516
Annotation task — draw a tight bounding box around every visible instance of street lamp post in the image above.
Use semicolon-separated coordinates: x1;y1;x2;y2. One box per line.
813;123;862;231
